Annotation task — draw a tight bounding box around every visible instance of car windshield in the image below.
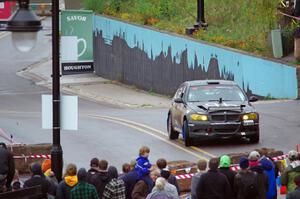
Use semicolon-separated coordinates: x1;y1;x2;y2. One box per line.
187;85;246;102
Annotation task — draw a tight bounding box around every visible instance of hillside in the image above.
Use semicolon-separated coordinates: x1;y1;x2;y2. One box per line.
84;0;295;57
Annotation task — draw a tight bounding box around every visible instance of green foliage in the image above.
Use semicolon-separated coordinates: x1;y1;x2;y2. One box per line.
84;0;105;13
110;0;121;12
84;0;286;56
159;0;170;19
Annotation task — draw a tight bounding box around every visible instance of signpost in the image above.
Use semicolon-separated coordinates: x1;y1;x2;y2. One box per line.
60;10;94;75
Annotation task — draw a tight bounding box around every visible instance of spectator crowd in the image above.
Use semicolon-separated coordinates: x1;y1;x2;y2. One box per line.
0;142;300;199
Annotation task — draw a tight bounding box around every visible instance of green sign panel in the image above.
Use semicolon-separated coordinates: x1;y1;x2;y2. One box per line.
61;10;94;75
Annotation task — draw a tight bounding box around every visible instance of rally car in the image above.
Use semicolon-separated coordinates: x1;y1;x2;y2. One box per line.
167;80;259;146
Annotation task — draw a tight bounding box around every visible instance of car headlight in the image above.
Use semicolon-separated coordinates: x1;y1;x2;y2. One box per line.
190;114;208;121
242;113;258;120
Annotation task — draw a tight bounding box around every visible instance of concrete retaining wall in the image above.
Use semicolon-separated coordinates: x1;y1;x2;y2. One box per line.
93;15;299;99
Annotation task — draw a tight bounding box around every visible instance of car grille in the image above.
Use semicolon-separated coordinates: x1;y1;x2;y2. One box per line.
211;113;240;122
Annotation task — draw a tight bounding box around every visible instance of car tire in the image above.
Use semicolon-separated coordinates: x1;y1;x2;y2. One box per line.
248;133;259;143
167;114;179;140
183;119;192;147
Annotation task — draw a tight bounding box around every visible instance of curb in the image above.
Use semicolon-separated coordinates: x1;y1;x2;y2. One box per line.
17;59;171;108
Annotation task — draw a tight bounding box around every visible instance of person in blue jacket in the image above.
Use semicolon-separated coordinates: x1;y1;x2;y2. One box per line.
135;146;153;191
260;157;277;199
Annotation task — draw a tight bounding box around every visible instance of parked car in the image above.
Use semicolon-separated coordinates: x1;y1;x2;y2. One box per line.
167;80;259;146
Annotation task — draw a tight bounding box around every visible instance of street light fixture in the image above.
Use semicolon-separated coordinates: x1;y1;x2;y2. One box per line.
1;0;63;181
5;0;42;52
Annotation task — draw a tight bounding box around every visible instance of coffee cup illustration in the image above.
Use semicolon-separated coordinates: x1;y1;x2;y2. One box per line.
61;36;87;61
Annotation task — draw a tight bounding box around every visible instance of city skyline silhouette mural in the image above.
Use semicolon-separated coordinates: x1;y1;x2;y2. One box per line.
94;30;261;98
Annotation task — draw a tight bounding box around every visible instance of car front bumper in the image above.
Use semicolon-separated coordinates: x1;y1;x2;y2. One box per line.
188;120;259;140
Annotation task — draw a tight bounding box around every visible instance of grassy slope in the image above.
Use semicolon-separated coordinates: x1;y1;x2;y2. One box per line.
85;0;282;57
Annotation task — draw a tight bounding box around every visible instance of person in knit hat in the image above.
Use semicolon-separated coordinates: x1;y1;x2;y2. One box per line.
234;157;259;199
56;163;78;199
23;162;51;198
42;159;51;175
40;159;58;198
218;155;236;198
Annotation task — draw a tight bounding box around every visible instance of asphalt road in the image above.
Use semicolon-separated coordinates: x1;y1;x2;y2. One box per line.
0;18;299;172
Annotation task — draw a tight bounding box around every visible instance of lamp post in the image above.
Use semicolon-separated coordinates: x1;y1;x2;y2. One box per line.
1;0;63;181
51;0;63;182
196;0;207;28
186;0;207;35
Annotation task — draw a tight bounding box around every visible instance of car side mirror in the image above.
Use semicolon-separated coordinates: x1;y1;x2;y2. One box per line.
249;96;258;102
174;98;184;103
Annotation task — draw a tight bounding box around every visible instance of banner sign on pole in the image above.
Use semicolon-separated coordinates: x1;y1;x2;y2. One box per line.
42;95;78;131
61;10;94;75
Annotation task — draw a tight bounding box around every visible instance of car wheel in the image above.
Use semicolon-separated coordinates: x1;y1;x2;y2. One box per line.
248;133;259;143
182;119;192;147
167;114;179;140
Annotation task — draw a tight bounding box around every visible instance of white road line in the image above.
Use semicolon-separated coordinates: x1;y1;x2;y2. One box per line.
89;115;216;158
88;115;209;161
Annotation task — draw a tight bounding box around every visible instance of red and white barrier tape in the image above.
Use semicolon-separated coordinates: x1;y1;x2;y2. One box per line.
271;154;288;161
29;154;51;159
13;154;51;159
175;153;289;178
176;173;195;180
230;165;241;171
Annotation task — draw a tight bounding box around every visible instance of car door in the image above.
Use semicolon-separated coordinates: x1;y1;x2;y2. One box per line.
171;85;184;130
172;84;187;130
176;85;188;129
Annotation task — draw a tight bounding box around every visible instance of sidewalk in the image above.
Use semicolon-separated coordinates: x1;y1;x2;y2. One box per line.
17;59;171;108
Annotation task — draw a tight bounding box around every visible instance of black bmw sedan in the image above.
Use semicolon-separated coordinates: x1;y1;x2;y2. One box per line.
167;80;259;146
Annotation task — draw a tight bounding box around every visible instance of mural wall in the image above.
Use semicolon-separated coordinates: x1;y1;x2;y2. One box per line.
93;15;298;99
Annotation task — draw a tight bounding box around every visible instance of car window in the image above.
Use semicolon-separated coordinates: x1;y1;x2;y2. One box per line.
174;85;185;99
187;85;246;102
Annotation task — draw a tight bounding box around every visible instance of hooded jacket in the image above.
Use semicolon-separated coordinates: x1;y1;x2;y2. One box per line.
260;158;277;199
56;175;78;199
234;169;259;199
280;160;300;193
135;156;152;178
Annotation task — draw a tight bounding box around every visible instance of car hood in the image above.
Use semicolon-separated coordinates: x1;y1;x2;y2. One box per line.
187;101;254;113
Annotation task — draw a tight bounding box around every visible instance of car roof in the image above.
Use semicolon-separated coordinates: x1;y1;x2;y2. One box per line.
184;80;237;86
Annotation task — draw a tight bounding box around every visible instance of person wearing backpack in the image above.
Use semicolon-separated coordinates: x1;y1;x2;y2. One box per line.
234;157;260;199
248;151;269;199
